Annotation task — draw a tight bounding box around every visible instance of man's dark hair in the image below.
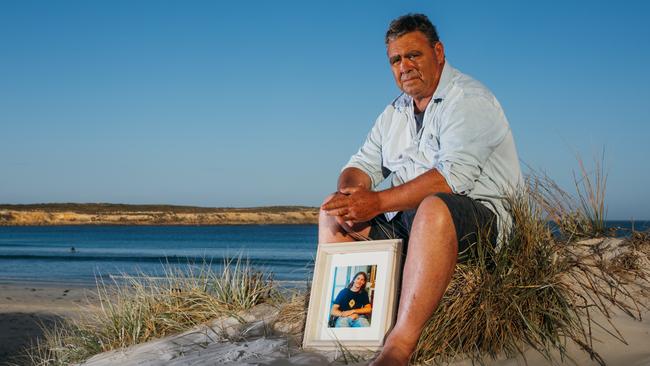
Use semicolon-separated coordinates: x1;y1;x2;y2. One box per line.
385;13;439;47
347;271;368;292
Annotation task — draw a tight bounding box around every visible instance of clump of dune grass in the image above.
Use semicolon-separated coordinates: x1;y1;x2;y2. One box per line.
411;187;572;364
211;256;279;310
529;153;608;240
410;167;649;365
21;257;277;366
274;289;309;339
573;154;608;236
16;320;97;366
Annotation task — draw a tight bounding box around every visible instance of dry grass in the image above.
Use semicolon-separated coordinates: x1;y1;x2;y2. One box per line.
274;289;309;336
210;256;280;310
410;163;650;365
529;153;608;240
412;188;575;364
20;257;277;366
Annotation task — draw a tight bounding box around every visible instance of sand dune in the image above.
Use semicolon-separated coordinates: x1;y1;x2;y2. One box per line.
3;282;648;366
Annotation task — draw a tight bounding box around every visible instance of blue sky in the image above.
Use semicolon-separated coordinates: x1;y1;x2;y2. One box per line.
1;1;649;219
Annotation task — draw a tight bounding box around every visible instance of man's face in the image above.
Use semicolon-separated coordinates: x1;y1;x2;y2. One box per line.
352;274;366;291
387;31;445;100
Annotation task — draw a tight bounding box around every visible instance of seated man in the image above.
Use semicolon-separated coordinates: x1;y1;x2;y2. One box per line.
330;271;373;328
319;13;522;366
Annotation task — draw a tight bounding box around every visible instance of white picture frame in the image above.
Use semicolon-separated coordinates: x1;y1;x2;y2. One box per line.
303;239;403;351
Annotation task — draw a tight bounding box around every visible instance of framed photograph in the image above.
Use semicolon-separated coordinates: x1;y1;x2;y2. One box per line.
303;239;403;351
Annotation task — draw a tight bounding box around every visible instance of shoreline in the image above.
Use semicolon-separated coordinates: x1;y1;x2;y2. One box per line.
0;278;309;291
0;279;100;288
0;282;97;313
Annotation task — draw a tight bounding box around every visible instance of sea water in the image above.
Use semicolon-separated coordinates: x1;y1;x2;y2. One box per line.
0;225;318;286
0;221;648;286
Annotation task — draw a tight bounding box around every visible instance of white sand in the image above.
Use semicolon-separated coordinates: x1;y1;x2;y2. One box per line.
75;300;649;366
449;303;650;366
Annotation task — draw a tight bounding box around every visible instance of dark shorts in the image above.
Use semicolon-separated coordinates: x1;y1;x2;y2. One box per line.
367;193;498;261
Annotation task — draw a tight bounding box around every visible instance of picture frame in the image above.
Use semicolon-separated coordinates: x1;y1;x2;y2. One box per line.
303;239;403;351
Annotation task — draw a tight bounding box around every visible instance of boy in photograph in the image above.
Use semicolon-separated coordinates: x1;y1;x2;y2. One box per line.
330;271;373;327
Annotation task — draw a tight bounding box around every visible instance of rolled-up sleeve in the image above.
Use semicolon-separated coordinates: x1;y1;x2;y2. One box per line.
343;114;384;188
435;95;509;195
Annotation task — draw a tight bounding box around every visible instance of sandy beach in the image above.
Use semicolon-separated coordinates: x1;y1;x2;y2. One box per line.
2;280;649;366
0;282;98;365
449;303;650;366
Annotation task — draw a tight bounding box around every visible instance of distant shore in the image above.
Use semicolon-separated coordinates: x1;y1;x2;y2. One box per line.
0;203;319;226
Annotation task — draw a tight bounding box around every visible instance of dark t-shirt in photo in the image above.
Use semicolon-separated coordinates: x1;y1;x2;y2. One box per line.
333;288;370;311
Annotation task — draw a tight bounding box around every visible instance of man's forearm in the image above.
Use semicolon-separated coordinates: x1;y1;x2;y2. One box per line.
337;167;372;191
378;169;452;212
353;305;372;315
324;168;452;224
331;305;344;317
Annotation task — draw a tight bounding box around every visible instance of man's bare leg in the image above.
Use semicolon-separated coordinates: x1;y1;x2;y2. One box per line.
319;193;372;243
370;195;458;366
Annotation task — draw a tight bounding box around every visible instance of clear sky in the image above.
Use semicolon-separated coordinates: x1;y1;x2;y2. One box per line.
1;1;649;219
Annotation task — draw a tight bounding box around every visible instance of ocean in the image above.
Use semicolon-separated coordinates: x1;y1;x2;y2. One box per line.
0;221;648;286
0;225;318;286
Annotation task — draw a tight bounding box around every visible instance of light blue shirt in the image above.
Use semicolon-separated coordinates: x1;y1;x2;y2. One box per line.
344;61;522;244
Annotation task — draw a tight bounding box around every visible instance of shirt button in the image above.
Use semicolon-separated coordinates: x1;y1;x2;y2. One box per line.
428;134;434;139
398;154;403;159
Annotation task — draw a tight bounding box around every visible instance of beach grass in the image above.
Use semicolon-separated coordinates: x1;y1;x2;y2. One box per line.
274;289;309;337
19;257;277;366
529;152;608;240
410;162;649;365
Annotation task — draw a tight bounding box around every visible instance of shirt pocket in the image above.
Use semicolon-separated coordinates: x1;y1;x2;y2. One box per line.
424;133;440;149
381;151;404;178
421;132;441;166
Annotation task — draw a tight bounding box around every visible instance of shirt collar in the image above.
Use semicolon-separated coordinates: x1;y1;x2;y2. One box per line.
392;60;455;111
433;60;454;100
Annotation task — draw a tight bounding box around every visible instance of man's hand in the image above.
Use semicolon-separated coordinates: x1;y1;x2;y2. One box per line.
321;187;381;224
341;310;358;319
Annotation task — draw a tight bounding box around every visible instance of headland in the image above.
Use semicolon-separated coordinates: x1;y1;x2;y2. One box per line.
0;203;319;226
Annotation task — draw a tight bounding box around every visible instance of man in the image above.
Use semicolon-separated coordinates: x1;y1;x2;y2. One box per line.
319;14;522;365
330;271;372;328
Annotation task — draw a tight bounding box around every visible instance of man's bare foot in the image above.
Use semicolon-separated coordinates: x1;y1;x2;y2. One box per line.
369;344;412;366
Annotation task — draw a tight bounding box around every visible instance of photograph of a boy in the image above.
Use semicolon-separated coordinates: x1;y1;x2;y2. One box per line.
328;265;376;328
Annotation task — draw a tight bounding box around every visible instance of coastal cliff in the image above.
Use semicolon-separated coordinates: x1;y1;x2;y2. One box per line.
0;203;319;226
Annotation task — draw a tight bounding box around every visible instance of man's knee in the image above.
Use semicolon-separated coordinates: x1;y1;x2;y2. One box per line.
335;316;351;327
416;194;453;227
354;317;370;327
412;194;458;251
319;193;372;242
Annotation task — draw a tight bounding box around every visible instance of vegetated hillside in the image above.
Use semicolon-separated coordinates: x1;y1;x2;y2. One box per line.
0;203;319;226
